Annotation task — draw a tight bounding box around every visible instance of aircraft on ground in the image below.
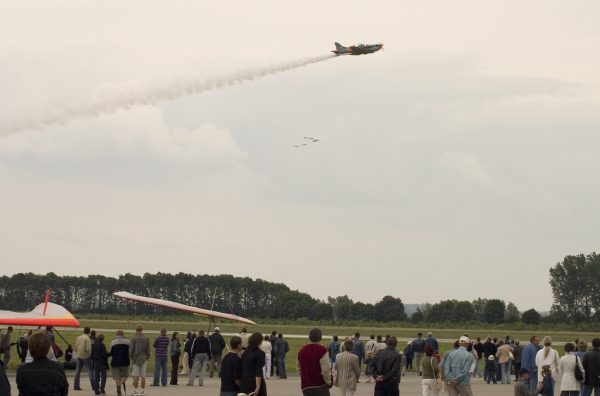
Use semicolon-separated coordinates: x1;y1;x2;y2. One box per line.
113;291;257;331
332;42;383;56
0;290;80;328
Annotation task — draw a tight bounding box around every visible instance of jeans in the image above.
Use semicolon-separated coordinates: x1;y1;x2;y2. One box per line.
188;353;208;386
74;357;94;390
501;361;512;384
93;361;107;393
153;356;168;386
277;356;287;378
365;357;374;376
170;355;179;384
528;373;538;394
471;359;481;378
406;357;413;370
209;353;222;377
2;351;10;367
581;386;600;396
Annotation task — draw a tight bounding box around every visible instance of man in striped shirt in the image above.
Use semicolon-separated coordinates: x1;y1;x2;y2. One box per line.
151;328;170;387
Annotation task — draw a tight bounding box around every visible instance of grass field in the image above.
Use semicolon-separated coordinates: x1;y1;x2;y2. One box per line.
3;316;598;373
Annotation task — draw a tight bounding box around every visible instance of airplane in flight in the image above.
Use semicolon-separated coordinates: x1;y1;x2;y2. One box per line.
0;290;80;328
113;291;257;331
332;42;383;56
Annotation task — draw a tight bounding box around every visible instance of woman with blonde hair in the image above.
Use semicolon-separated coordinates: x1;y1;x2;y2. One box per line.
535;336;560;390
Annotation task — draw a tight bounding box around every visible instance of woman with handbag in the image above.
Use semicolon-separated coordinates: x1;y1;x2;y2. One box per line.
559;342;585;396
495;340;514;384
421;345;441;396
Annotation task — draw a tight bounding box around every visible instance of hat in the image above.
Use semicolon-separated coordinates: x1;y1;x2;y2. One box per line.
427;332;432;336
488;355;495;361
214;327;220;331
459;336;470;343
518;368;530;375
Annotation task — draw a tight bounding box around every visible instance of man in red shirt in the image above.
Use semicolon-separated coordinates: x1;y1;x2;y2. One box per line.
298;328;332;396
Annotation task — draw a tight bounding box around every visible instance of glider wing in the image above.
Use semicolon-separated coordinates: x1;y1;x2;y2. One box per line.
0;302;80;327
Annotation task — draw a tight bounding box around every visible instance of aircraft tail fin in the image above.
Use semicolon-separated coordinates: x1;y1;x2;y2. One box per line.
334;42;345;50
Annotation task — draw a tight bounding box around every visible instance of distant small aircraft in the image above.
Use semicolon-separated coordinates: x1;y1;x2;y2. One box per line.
332;42;383;56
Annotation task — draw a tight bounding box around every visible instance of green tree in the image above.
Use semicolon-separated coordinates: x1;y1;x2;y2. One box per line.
373;296;407;322
521;308;541;325
505;302;520;323
549;254;592;322
411;308;425;323
472;298;488;321
482;299;505;324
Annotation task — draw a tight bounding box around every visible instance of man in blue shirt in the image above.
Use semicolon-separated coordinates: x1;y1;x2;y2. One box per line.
424;332;439;352
411;332;426;375
443;336;474;396
520;335;540;393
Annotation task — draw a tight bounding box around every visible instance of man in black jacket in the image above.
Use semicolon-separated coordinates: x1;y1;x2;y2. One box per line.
187;330;212;386
91;333;108;395
208;327;226;378
0;359;10;396
481;337;497;382
374;336;401;396
582;338;600;396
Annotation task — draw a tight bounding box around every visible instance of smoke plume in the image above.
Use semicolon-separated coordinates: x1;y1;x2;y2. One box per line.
2;54;336;135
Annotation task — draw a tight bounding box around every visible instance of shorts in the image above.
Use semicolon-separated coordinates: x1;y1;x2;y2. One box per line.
132;362;147;377
112;366;129;381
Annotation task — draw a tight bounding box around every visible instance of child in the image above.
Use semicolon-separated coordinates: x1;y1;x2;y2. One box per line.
485;355;497;384
537;365;554;396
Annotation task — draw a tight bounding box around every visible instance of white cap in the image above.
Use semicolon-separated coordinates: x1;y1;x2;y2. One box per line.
459;336;470;343
214;327;220;331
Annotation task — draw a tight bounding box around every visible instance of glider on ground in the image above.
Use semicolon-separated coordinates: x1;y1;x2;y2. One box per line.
0;290;80;327
113;291;257;327
332;42;383;56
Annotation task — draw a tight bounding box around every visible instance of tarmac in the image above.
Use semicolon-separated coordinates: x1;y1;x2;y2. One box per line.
7;371;523;395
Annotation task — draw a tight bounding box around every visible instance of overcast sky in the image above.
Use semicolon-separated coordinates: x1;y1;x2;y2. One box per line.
1;1;599;311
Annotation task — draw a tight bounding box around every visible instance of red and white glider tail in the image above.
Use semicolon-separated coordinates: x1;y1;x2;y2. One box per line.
0;301;80;327
113;291;257;326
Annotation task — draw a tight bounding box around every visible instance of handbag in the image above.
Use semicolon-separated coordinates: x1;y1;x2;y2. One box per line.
574;355;584;382
431;358;443;392
508;351;514;361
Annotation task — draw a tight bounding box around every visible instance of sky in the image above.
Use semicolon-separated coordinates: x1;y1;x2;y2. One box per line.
1;1;599;311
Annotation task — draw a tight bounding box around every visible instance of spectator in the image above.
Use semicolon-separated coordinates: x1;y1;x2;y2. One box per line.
74;326;94;391
0;358;9;396
404;342;414;371
151;328;169;387
16;330;69;396
538;365;554;396
270;330;278;377
443;336;474;396
514;367;532;396
535;336;560;387
169;331;181;385
496;339;513;384
209;327;226;378
220;336;243;396
298;328;331;396
559;342;584;396
328;335;340;370
481;336;497;383
521;335;541;394
512;340;522;382
274;333;289;379
582;337;600;396
91;332;108;396
373;336;401;396
181;332;194;375
64;344;76;370
109;330;130;396
485;355;497;384
576;340;588;361
335;339;360;396
17;330;32;363
1;326;14;368
260;335;273;379
412;332;426;376
240;332;267;396
130;324;151;396
240;328;249;350
440;340;459;383
421;344;440;396
365;335;377;383
352;333;365;373
187;329;212;386
472;338;483;379
425;332;439;353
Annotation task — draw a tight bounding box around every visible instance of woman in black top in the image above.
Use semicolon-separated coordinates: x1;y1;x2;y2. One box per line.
240;332;267;396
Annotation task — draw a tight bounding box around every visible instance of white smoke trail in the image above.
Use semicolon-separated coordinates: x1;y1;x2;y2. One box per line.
2;54;336;135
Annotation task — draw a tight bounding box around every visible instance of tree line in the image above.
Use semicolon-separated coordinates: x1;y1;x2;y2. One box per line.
0;252;595;325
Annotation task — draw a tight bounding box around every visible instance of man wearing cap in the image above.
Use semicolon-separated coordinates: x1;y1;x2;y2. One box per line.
209;327;226;378
514;367;533;396
443;336;474;396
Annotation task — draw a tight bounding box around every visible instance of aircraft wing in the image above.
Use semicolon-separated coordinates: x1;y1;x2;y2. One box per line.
0;302;80;327
113;291;257;326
